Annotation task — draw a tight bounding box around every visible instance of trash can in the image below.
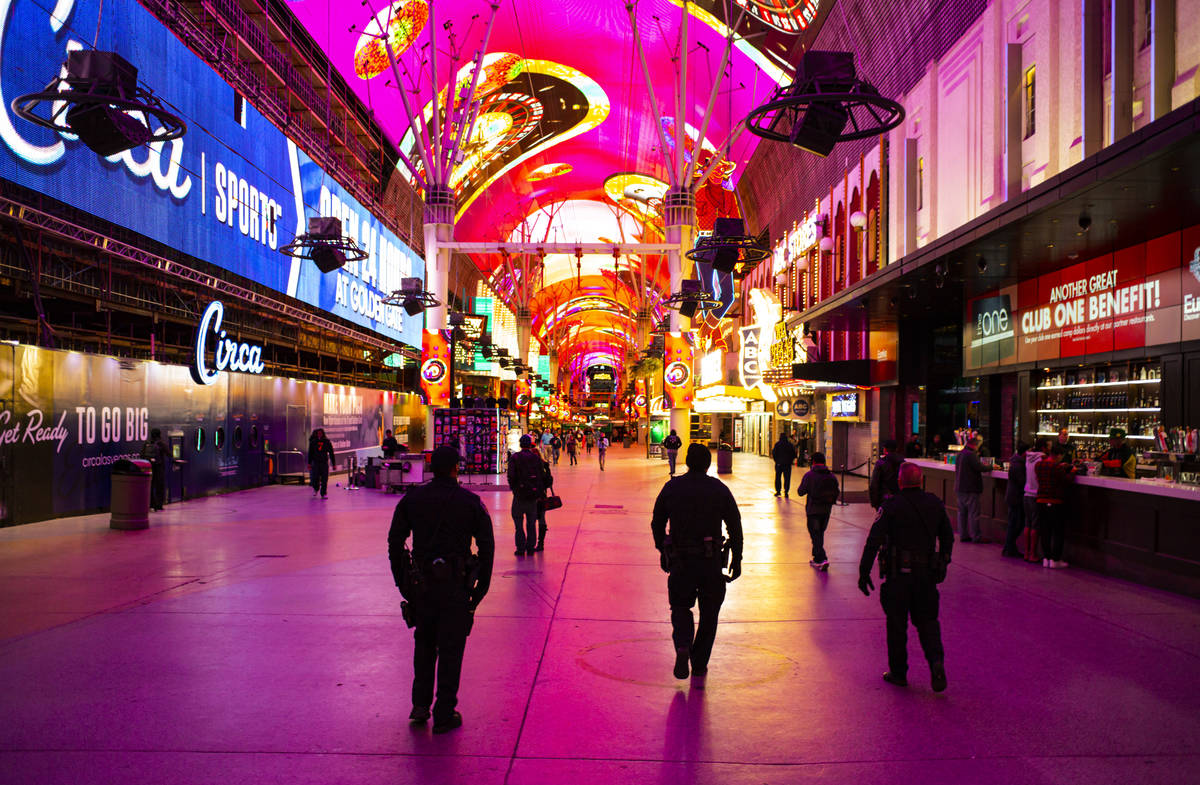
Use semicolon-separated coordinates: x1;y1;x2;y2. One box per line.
716;447;733;474
110;458;152;530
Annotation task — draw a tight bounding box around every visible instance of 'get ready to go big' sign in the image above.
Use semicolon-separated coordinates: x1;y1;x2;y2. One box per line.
965;225;1200;370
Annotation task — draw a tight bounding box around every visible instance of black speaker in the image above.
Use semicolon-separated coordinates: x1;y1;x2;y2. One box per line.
789;102;849;157
66;103;153;156
311;245;346;273
678;278;702;319
402;296;424;316
786;51;856;158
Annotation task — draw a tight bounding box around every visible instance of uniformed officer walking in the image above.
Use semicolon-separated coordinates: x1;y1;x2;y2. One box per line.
857;462;953;692
651;444;743;679
388;446;495;733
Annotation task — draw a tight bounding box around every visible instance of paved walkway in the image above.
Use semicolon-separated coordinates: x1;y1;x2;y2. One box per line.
1;448;1198;784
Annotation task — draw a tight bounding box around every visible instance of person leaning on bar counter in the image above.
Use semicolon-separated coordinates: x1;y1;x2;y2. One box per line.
1098;428;1136;479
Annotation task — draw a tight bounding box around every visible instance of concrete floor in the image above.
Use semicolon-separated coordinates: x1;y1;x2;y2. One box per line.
1;448;1198;784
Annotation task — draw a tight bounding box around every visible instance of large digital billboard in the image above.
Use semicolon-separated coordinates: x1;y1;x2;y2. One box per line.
0;0;422;348
964;226;1200;370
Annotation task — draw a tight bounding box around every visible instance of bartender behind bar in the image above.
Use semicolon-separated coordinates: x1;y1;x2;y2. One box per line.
1099;428;1136;479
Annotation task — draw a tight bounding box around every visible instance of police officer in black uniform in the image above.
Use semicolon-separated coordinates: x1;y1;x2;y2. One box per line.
651;444;743;679
858;462;953;692
388;446;495;733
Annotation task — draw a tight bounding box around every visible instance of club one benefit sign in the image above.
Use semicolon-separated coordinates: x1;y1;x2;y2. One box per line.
966;227;1200;370
0;0;422;348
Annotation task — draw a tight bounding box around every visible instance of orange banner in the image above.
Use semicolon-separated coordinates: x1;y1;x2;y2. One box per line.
420;329;451;407
513;378;532;414
664;332;694;408
635;379;649;419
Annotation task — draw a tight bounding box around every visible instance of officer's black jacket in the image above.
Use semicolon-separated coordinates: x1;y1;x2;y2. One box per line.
388;476;495;604
651;470;743;560
859;487;953;579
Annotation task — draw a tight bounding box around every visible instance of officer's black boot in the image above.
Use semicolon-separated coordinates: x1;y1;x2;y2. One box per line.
930;660;947;692
673;647;690;679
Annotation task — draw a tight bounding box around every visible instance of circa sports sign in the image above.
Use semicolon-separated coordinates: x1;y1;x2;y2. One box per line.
965;226;1200;370
191;301;266;385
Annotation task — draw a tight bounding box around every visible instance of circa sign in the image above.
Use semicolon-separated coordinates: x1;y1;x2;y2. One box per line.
191;301;266;385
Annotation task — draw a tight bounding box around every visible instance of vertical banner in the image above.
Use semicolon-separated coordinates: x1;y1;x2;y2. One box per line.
420;330;451;407
514;379;532;415
635;379;649;419
664;332;695;408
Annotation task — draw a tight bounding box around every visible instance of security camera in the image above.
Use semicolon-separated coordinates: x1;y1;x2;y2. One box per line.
976;255;988;273
1078;213;1092;232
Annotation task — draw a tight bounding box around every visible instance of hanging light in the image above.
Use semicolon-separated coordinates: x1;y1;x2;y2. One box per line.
849;210;867;230
818;236;835;253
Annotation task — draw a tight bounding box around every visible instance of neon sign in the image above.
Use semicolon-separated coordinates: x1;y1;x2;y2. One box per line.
191;301;265;385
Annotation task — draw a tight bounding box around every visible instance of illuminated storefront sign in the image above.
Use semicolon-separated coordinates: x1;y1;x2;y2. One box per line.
0;0;422;347
830;393;860;418
741;288;780;401
739;328;762;389
664;332;695;408
634;379;649;419
514;379;532;414
190;301;266;385
700;350;724;387
420;330;451;406
965;227;1200;370
772;210;822;275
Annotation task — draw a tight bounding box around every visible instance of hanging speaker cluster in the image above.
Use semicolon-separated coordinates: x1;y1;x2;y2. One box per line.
13;50;186;156
664;278;722;319
685;217;770;278
744;51;904;158
381;277;440;316
280;217;369;274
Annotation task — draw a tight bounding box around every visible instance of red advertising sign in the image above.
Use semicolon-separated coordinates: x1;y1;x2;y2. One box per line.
965;226;1200;370
513;378;532;414
634;379;649;419
664;332;695;408
420;330;451;406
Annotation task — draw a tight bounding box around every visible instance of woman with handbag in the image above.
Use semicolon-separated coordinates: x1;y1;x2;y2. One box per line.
535;458;557;551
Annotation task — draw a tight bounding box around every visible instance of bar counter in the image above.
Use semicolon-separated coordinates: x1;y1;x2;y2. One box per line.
906;458;1200;598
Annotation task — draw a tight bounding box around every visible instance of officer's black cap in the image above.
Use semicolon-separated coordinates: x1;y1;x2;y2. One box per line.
685;443;711;472
430;446;460;475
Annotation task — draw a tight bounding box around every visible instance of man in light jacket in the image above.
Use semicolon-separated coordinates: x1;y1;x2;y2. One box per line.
1022;440;1047;562
954;436;993;542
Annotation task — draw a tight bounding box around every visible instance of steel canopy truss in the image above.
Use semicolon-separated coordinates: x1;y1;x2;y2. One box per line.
0;196;418;359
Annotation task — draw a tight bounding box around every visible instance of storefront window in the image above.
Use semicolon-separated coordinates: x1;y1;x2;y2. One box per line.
215;427;225;450
233;426;243;448
250;425;260;448
195;428;206;452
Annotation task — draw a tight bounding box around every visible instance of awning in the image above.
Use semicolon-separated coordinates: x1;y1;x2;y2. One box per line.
693;384;763;414
790;360;879;387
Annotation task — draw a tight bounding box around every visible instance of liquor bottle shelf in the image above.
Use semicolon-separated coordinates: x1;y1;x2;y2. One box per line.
1036;431;1155;440
1037;379;1160;390
1036;408;1161;414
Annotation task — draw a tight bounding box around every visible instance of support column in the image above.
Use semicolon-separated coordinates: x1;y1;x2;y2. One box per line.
664;187;694;451
1150;0;1176;120
1110;0;1134;143
423;185;455;444
1005;43;1024;200
1082;0;1104;157
423;185;455;331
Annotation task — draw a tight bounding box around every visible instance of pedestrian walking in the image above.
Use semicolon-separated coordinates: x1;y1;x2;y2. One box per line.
307;428;336;499
651;444;743;679
771;433;798;497
550;432;562;465
586;430;595;455
662;429;682;475
507;435;550;555
858;463;954;692
597;433;609;470
795;452;841;569
388;446;495;734
566;434;578;465
868;440;904;509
